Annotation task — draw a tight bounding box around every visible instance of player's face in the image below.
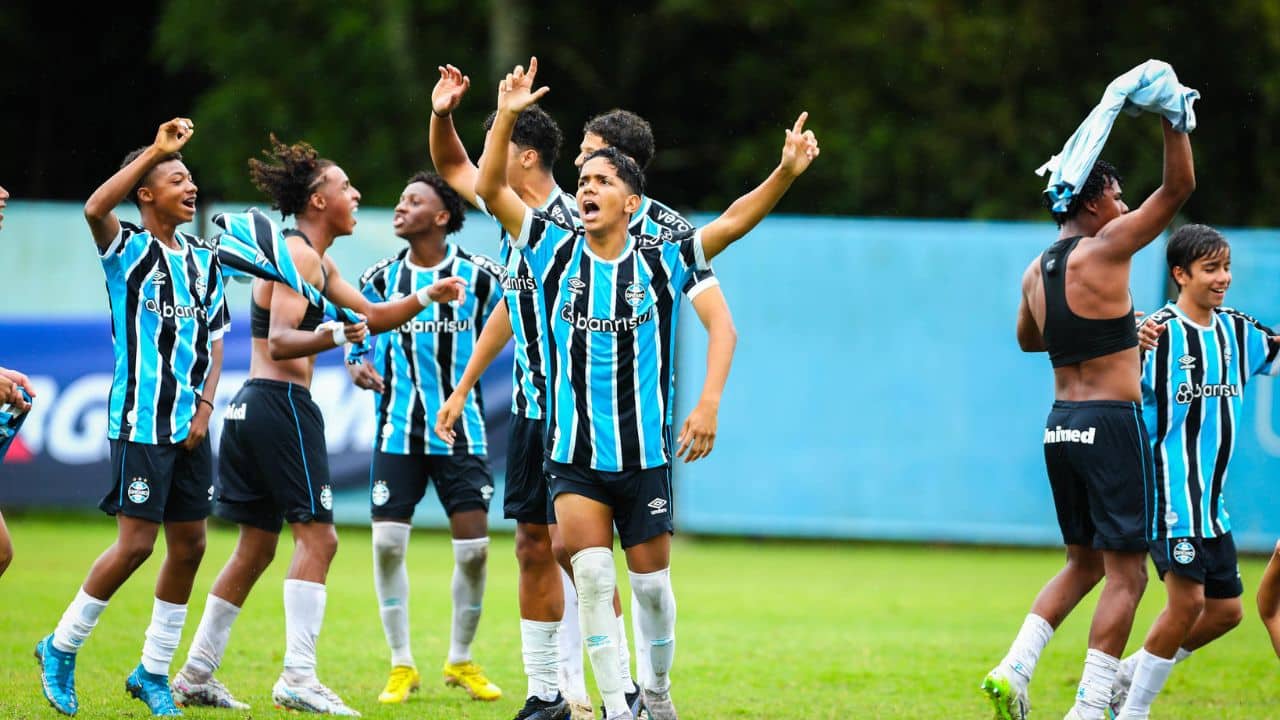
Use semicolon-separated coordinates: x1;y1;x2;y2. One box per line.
1093;177;1127;224
141;159;197;224
0;184;8;230
1179;248;1232;309
313;166;361;236
576;156;639;234
575;132;607;169
393;181;446;239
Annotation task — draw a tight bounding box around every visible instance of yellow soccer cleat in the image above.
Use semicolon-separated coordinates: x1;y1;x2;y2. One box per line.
442;660;502;701
377;665;421;704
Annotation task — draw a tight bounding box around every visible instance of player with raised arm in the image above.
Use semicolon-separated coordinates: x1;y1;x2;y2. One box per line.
168;137;463;716
474;58;815;720
0;183;36;578
982;115;1194;720
36;119;228;717
344;172;505;706
1105;225;1280;719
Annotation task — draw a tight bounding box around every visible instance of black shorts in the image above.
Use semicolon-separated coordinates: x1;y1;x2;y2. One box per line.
215;379;332;533
504;415;555;524
1043;400;1152;552
546;459;673;549
100;437;213;523
1150;533;1244;599
370;450;493;519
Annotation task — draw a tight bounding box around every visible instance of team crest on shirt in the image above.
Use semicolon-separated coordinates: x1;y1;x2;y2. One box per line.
128;478;150;504
320;485;334;511
208;485;215;502
1178;354;1196;370
1173;540;1196;565
371;481;390;506
624;283;647;308
194;273;207;298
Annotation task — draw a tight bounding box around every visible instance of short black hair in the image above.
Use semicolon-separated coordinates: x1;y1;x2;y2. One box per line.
582;147;646;197
583;109;655;170
121;147;184;208
483;105;562;171
405;171;466;236
247;134;335;218
1167;224;1230;287
1045;159;1121;227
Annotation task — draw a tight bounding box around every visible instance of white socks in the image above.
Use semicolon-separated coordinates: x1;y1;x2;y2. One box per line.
1117;649;1177;719
449;537;489;664
630;568;676;694
282;579;326;683
372;522;414;667
141;598;188;676
1001;613;1053;688
52;588;109;653
558;567;589;705
521;619;561;703
572;547;625;716
182;594;241;682
1071;649;1120;719
617;613;636;693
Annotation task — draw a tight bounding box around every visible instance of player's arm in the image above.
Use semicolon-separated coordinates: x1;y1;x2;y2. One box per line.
475;58;551;239
317;259;466;334
1016;261;1046;352
1095;117;1195;258
698;113;820;262
436;301;515;444
429;64;482;207
184;338;223;450
676;285;737;463
267;238;367;360
84;118;195;251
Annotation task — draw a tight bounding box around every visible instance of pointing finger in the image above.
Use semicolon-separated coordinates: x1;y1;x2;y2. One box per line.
792;111;808;134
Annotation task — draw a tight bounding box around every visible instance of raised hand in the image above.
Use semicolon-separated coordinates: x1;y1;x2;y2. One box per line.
433;64;471;116
497;56;550;116
155;117;195;154
780;112;820;177
1136;315;1166;352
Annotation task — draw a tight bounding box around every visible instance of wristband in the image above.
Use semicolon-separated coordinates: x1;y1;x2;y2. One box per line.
316;320;348;346
416;285;432;307
194;393;214;411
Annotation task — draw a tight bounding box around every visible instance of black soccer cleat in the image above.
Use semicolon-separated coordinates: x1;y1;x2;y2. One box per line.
514;692;570;720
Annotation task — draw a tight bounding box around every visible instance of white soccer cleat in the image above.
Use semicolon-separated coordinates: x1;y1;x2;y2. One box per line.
170;672;250;709
980;665;1029;720
1108;660;1134;719
272;676;361;716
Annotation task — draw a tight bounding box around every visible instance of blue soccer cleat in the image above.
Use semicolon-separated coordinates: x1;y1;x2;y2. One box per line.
126;663;183;716
35;633;79;716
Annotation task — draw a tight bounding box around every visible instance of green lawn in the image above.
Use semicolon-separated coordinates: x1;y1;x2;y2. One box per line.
0;515;1277;719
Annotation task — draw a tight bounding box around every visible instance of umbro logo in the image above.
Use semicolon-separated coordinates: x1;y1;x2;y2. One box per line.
567;278;586;294
648;497;668;515
1178;354;1196;370
149;270;168;287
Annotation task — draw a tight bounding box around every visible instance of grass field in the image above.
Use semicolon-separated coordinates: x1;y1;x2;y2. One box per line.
0;515;1277;719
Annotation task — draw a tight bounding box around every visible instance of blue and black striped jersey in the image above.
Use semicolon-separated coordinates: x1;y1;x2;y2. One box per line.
360;244;503;455
1141;303;1280;538
512;206;716;471
101;221;229;444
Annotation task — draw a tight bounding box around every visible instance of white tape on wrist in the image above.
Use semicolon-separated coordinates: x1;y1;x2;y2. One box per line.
315;320;348;346
415;285;432;307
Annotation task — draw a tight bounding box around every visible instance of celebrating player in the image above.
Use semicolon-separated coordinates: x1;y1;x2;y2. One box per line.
36;119;227;717
983;116;1194;720
474;58;815;720
169;137;463;716
345;171;505;705
1107;225;1279;718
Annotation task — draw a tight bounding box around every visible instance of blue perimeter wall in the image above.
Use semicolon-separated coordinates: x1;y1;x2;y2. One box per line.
2;202;1278;550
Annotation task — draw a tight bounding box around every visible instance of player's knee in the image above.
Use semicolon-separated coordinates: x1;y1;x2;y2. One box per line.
372;529;407;565
0;542;12;577
301;527;339;564
551;535;573;573
630;568;675;615
515;528;553;572
1217;599;1244;631
172;533;207;568
118;534;157;566
570;547;615;604
453;537;489;577
1066;551;1105;585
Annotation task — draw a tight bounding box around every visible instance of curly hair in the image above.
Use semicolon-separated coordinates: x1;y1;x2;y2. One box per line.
582;147;646;198
483;105;563;171
406;171;466;236
584;109;655;170
121;147;183;208
247;134;334;218
1045;159;1122;227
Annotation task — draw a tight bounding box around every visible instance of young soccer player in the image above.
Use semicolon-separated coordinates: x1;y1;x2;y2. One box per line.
1108;224;1280;719
1261;543;1280;659
345;172;505;705
0;182;35;579
474;58;816;720
983;114;1194;720
36;119;227;717
169;137;463;716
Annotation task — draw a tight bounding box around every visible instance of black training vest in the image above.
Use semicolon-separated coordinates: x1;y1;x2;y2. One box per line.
250;229;328;338
1040;235;1138;368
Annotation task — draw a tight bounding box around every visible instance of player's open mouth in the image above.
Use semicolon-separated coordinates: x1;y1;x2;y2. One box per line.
581;200;600;219
182;197;197;210
392;214;405;227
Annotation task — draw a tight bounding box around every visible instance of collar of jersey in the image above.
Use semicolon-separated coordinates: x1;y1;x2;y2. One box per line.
579;230;635;266
1168;301;1219;331
403;243;456;273
149;231;189;256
